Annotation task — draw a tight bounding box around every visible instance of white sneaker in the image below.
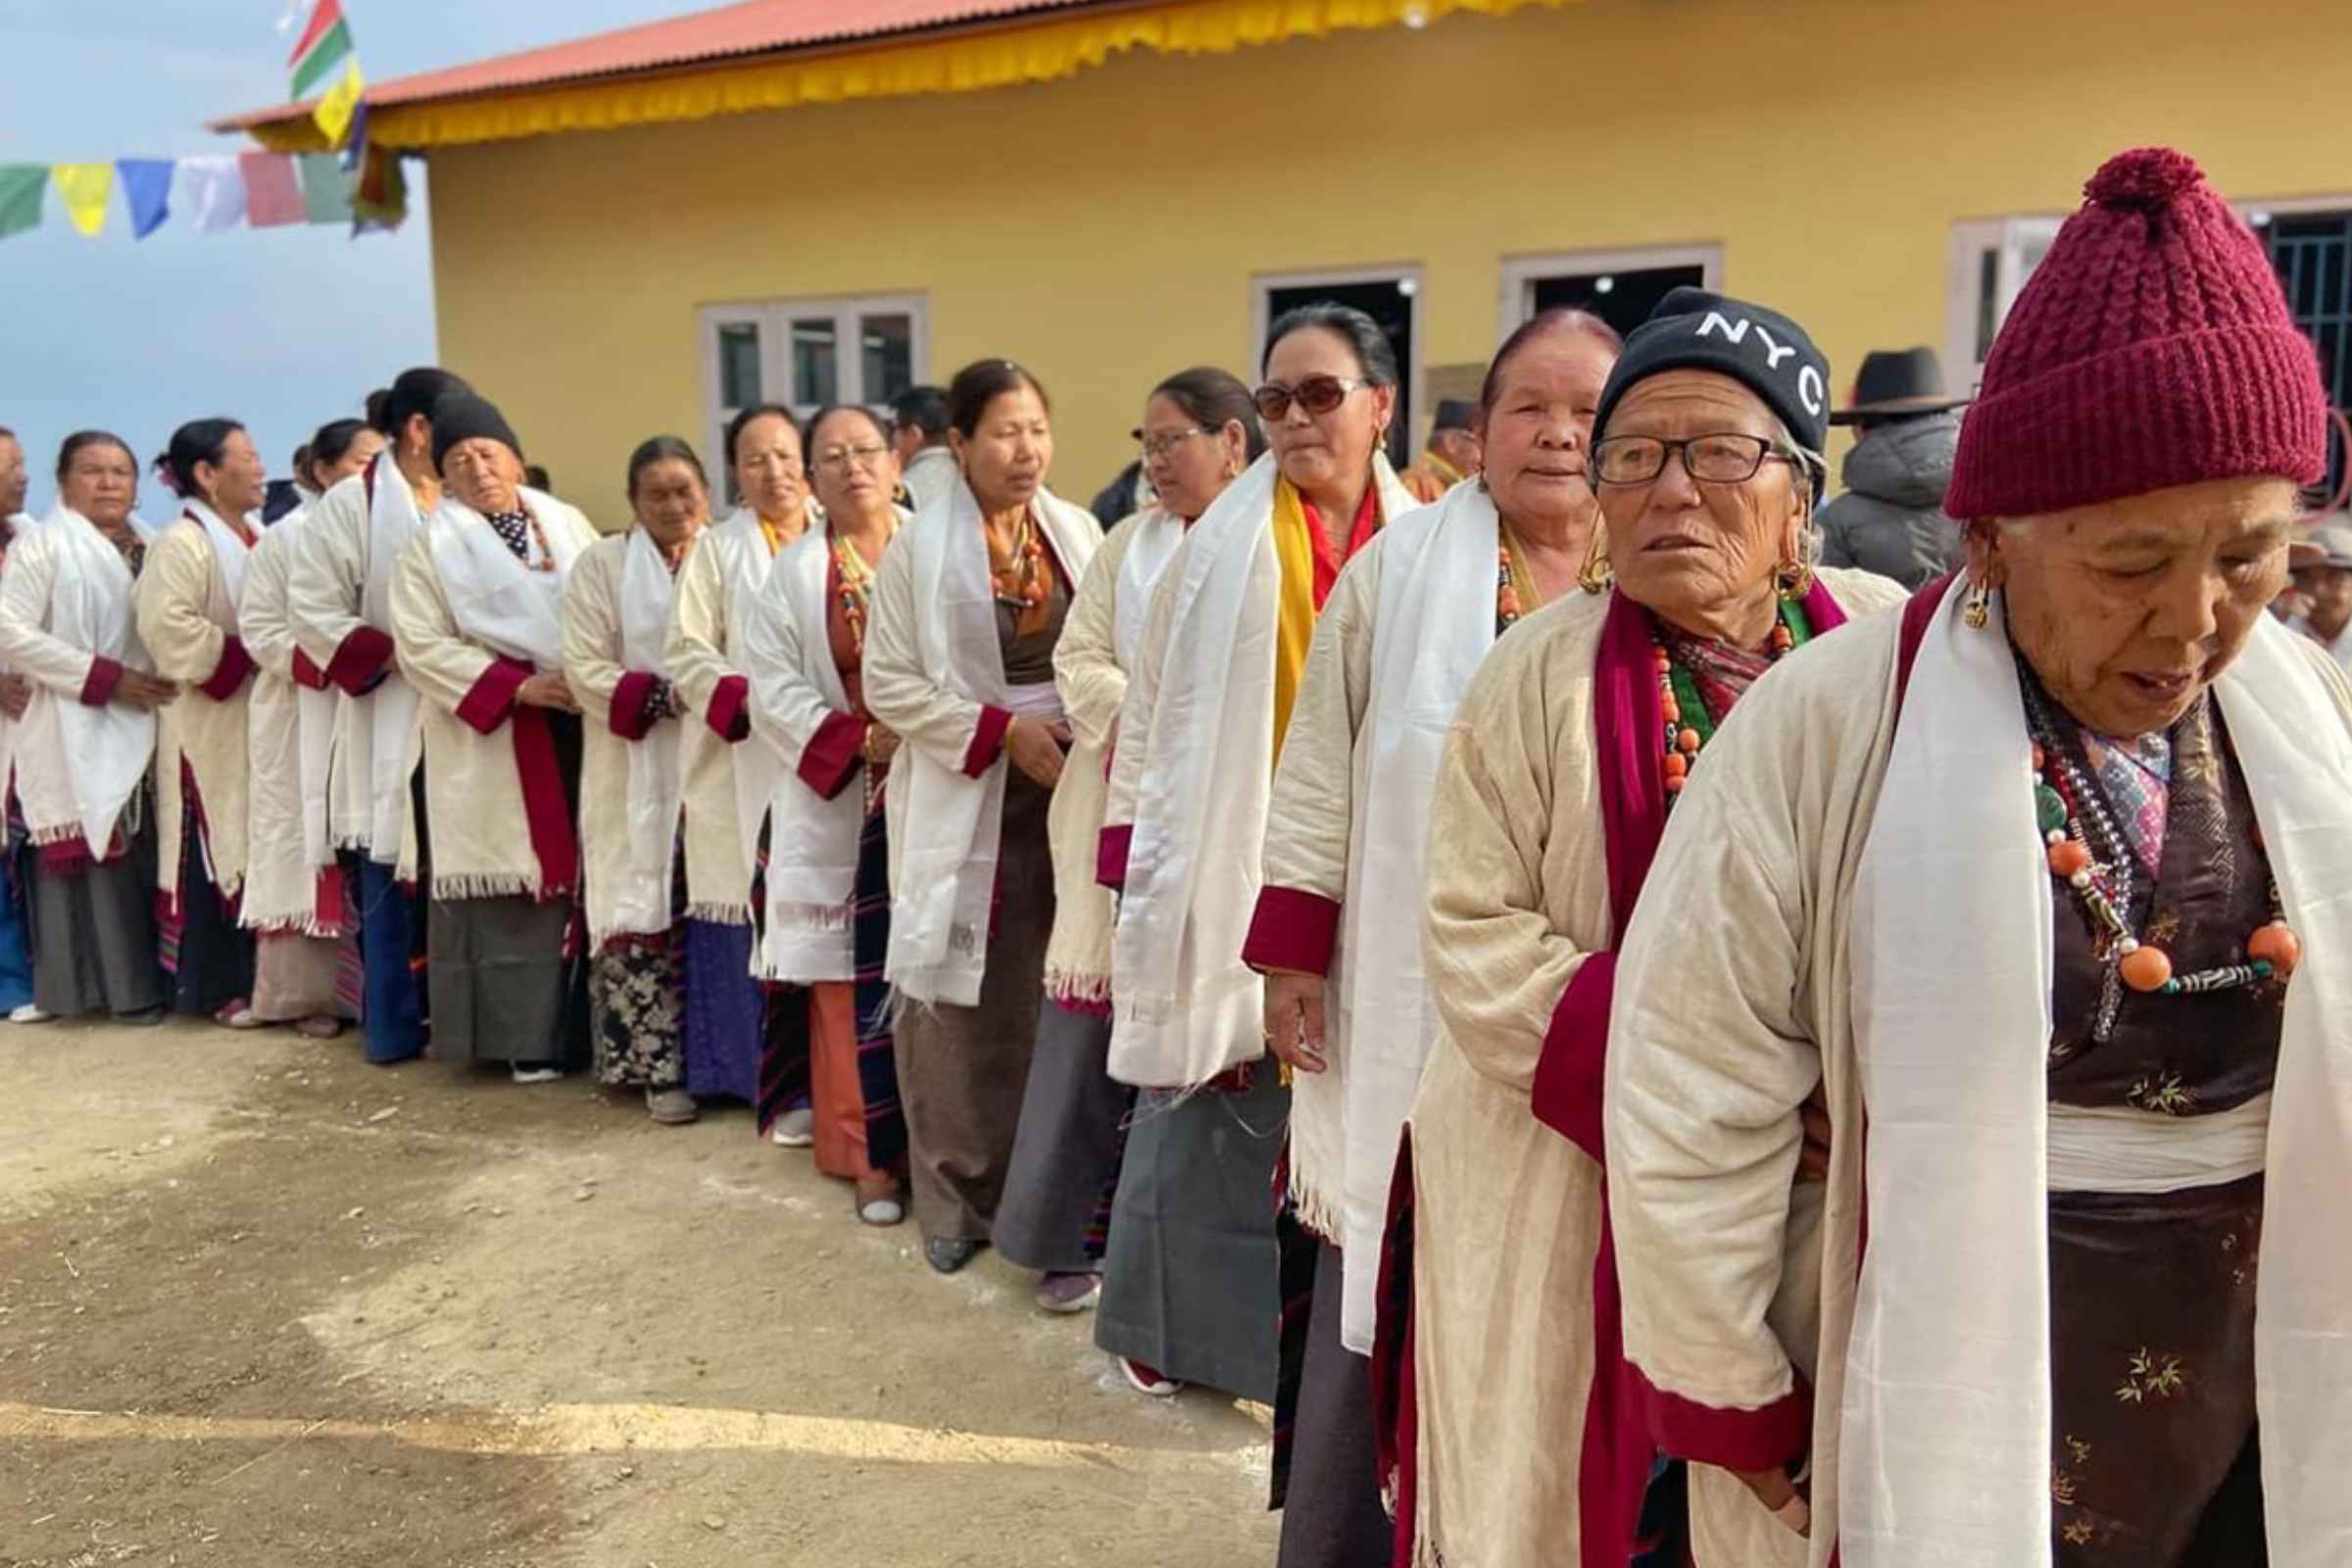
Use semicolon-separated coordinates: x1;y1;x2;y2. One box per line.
511;1065;564;1085
769;1106;814;1147
9;1004;53;1024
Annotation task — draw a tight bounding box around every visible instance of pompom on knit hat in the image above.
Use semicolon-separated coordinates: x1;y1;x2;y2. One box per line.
1945;146;2328;520
428;393;524;475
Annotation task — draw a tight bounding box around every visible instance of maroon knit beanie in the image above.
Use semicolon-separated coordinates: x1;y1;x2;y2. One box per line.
1944;146;2328;520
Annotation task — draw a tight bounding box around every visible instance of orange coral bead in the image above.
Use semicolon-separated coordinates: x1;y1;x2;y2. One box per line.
1663;774;1685;794
2247;922;2301;975
1677;728;1702;755
2032;742;2047;772
1660;700;1681;724
1653;650;1672;671
1662;752;1688;780
2047;841;2091;879
2120;946;2174;993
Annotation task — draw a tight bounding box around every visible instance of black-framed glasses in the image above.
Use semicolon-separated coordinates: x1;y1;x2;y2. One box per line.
1251;375;1373;421
1132;425;1213;460
1592;433;1799;487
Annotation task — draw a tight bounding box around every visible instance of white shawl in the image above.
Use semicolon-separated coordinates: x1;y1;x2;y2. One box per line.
886;480;1100;1005
28;509;157;856
1331;480;1497;1351
360;453;425;858
1113;510;1186;669
752;527;865;983
1109;452;1412;1088
607;527;687;940
183;500;254;618
424;487;586;667
1847;593;2352;1567
278;508;338;874
710;508;790;876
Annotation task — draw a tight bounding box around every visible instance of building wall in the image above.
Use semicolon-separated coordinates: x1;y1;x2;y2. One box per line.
427;0;2352;526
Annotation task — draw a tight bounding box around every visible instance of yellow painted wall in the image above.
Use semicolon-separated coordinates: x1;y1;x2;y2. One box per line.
426;0;2352;528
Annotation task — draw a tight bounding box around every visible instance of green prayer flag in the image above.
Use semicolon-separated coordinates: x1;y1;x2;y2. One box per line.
0;164;47;240
297;153;351;223
290;16;354;100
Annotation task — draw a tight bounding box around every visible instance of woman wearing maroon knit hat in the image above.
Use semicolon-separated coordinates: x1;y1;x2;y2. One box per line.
1600;146;2352;1566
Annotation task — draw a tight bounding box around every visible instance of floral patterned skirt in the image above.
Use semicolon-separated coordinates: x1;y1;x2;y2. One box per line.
2048;1171;2265;1563
590;932;686;1091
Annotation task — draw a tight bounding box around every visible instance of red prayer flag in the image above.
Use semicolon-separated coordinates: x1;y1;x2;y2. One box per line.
239;152;306;228
286;0;344;69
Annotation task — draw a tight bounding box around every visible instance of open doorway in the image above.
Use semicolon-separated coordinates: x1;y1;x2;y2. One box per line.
1499;245;1723;345
1255;267;1422;468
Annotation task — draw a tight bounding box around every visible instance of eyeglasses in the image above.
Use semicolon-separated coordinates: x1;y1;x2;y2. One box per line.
1251;375;1374;421
1132;425;1213;460
813;443;890;474
1592;433;1800;487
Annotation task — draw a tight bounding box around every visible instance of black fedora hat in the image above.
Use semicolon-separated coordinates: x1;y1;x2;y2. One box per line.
1830;346;1969;425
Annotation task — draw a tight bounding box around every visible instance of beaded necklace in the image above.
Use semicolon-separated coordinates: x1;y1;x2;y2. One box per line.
989;510;1050;612
485;507;556;572
2021;670;2300;1042
1653;599;1806;802
829;522;893;659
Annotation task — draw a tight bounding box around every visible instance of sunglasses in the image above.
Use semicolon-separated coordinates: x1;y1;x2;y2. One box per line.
1251;375;1374;421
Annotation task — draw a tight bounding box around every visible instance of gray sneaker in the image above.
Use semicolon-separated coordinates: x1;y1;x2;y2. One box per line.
769;1106;814;1147
645;1087;699;1125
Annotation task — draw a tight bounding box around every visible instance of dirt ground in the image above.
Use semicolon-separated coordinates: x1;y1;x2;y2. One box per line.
0;1016;1281;1566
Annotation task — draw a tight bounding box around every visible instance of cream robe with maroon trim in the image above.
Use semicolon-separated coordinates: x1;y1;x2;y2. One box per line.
239;510;340;933
136;505;258;906
1410;569;1902;1568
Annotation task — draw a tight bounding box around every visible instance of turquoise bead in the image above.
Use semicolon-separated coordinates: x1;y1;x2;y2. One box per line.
2035;786;2068;835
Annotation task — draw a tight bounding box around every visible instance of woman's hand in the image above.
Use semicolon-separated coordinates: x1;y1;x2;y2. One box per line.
864;724;902;767
116;670;178;710
1730;1462;1811;1538
1797;1080;1833;1183
0;673;30;719
1004;715;1070;789
517;670;578;712
1263;970;1329;1073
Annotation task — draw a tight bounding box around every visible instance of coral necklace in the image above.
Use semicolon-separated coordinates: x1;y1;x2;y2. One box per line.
1653;599;1804;802
988;510;1050;611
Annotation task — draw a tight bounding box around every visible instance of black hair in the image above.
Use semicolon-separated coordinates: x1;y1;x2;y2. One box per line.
307;418;371;485
804;403;892;455
0;424;16;443
1261;303;1399;385
1150;367;1267;461
626;436;708;499
523;464;552;491
946;360;1051;439
371;367;472;439
164;417;246;500
724;404;801;467
889;385;951;444
1479;309;1624;413
56;430;135;484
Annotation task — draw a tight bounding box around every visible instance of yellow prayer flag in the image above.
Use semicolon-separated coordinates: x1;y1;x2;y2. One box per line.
49;163;114;238
314;58;366;148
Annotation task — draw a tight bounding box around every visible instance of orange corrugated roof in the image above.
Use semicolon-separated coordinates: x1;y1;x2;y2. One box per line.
213;0;1109;129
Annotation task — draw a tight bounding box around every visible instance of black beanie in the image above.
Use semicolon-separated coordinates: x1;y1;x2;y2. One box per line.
1593;287;1833;481
429;393;523;473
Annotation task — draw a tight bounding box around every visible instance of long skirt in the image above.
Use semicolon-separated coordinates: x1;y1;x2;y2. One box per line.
160;790;254;1016
893;767;1054;1243
354;856;427;1064
1273;1234;1394;1567
426;894;586;1068
23;825;166;1019
1096;1067;1287;1399
996;1003;1131;1274
590;933;686;1090
683;917;763;1102
251;931;354;1021
0;854;34;1014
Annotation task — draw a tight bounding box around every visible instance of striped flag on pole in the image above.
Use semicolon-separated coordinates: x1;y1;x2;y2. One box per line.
287;0;354;100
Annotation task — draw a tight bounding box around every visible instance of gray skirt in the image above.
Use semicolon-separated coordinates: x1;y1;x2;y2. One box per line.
24;823;166;1018
426;894;586;1067
1094;1068;1287;1401
994;1002;1130;1274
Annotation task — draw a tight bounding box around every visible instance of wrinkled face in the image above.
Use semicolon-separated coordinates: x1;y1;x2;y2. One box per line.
199;427;268;517
1139;392;1247;523
1597;369;1806;631
62;439;137;527
0;435;25;516
631;458;709;548
1480;331;1617;535
733;413;806;522
1261;327;1394;497
442;437;525;517
314;430;385;492
807;409;901;522
2294;561;2352;638
951;386;1054;513
1981;476;2299;738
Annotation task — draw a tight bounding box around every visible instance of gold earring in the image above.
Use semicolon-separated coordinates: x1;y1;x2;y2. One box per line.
1577;526;1614;596
1962;576;1992;629
1775;557;1815;601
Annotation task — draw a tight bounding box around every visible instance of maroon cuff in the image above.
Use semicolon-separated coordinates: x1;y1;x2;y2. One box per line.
1097;823;1133;892
1242;886;1343;975
1530;954;1616;1165
325;624;396;697
291;648;328;692
456;656;532;736
1636;1365;1813;1474
609;670;661;742
80;656;124;707
706;673;752;744
198;636;255;702
962;705;1011;778
798;710;868;802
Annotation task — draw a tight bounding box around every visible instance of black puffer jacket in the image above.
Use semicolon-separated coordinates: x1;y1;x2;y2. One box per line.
1816;412;1965;590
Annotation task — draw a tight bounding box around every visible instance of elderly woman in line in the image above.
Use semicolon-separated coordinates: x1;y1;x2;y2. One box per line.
0;432;176;1021
135;419;270;1026
1606;150;2352;1568
743;404;911;1225
236;417;384;1042
561;437;713;1124
664;404;820;1133
287;367;473;1066
1405;286;1903;1568
1099;304;1415;1562
861;359;1100;1274
389;395;598;1083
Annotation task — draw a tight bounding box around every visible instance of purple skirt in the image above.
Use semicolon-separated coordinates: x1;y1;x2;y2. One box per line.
682;917;762;1102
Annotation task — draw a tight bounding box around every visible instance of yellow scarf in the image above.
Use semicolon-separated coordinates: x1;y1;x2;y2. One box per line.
1269;475;1322;764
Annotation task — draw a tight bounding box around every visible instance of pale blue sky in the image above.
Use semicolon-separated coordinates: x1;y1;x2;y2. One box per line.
0;0;686;515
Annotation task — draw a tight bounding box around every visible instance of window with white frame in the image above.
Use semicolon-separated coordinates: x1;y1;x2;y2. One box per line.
698;295;929;501
1497;244;1723;344
1946;218;2062;397
1253;267;1424;469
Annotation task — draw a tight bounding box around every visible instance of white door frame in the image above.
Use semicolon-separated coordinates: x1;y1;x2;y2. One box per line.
697;293;931;496
1495;244;1723;338
1250;263;1426;456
